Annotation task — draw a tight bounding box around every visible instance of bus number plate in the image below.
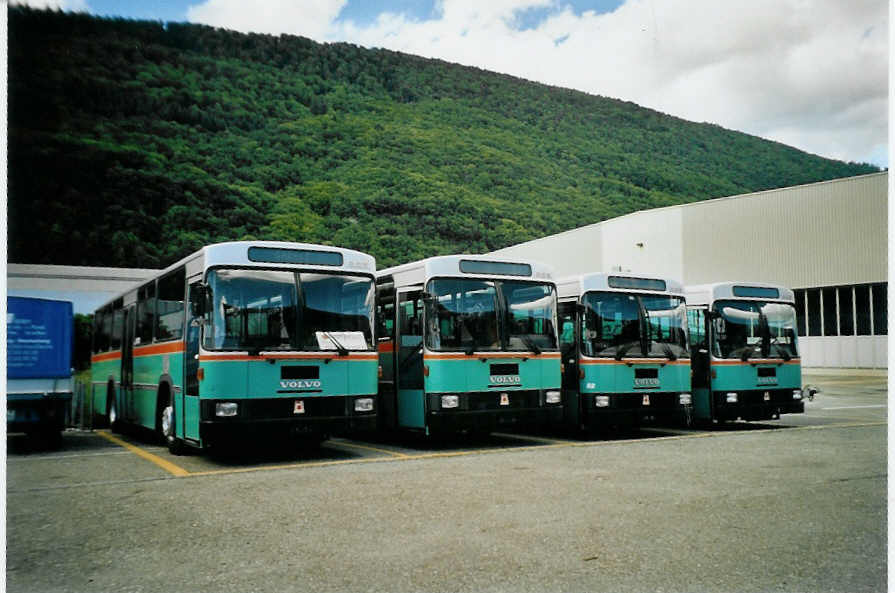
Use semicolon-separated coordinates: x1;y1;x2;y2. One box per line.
500;393;510;406
294;400;305;414
642;395;650;406
763;392;771;401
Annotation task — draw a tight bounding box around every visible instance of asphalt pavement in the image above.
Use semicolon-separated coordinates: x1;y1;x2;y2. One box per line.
6;370;887;592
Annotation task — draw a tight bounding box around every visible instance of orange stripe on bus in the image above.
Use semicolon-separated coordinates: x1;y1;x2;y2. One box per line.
578;358;690;366
712;359;801;366
91;351;121;363
133;341;186;357
424;352;562;361
200;353;378;362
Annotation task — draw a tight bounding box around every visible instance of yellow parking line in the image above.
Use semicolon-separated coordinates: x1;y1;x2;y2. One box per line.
330;440;410;458
96;431;190;477
99;420;888;480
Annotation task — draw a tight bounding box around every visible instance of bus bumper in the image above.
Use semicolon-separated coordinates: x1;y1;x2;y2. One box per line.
426;390;563;434
7;392;72;434
580;392;691;427
713;389;805;421
198;395;377;442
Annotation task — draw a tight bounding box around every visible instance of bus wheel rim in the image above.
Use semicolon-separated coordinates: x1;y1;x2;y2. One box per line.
162;406;174;439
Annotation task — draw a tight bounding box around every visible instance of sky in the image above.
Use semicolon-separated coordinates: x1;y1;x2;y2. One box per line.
15;0;889;168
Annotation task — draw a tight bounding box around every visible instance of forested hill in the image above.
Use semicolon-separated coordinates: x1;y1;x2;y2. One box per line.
8;7;879;269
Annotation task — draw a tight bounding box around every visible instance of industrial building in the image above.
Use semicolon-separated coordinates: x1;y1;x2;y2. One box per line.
7;173;887;368
492;172;888;369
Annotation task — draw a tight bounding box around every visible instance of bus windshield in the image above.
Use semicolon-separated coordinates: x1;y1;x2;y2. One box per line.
204;269;374;352
425;278;558;352
712;300;798;360
581;291;689;359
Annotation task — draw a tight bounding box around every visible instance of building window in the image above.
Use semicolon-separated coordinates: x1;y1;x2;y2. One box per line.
822;287;838;336
854;285;872;335
806;289;821;336
793;289;806;337
872;283;887;335
838;286;854;336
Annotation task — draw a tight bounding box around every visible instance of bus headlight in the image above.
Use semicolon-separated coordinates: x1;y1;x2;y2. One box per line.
215;402;238;417
726;392;738;403
595;395;610;408
441;395;459;409
545;390;561;404
354;398;374;412
679;393;692;405
792;390;803;400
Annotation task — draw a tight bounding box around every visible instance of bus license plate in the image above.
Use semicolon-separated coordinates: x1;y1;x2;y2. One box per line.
294;400;305;414
642;395;650;406
763;392;771;401
500;393;510;406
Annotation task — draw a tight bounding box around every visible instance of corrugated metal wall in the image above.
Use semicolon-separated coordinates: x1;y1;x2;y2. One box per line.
492;223;605;279
681;173;887;286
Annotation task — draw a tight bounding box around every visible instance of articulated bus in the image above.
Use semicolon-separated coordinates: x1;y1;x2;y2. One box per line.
91;241;378;453
375;256;562;436
685;282;804;424
556;273;692;432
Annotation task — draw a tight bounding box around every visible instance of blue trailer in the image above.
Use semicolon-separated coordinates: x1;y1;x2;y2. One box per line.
7;296;74;444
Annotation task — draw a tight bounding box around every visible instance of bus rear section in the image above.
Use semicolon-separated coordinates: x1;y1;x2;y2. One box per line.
557;274;692;433
376;256;563;437
686;283;805;424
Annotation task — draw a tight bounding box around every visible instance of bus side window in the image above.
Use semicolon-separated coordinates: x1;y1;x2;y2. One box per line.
376;302;395;341
558;302;576;356
156;267;186;341
687;308;706;350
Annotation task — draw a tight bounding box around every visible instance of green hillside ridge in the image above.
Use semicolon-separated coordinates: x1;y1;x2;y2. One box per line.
7;7;879;269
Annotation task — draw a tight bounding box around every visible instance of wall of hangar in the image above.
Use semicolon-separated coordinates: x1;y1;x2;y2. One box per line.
491;172;888;369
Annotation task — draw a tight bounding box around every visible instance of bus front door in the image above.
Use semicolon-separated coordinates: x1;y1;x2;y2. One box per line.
121;306;136;423
183;281;202;442
396;290;425;429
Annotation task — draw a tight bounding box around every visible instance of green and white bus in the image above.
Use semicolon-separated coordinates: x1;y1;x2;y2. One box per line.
685;282;804;424
91;241;378;453
375;255;562;436
556;273;692;432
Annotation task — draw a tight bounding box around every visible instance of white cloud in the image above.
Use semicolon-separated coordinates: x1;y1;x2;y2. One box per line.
186;0;347;40
184;0;889;167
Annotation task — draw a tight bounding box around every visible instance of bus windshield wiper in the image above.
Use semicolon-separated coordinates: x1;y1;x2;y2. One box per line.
769;338;792;361
740;344;755;362
659;343;678;361
519;335;542;355
614;340;639;361
323;331;350;356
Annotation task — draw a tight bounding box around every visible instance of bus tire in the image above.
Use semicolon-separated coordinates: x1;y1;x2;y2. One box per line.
107;384;121;434
161;401;184;455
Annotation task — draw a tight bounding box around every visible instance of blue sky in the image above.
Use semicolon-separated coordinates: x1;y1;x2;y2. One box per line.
83;1;626;27
14;0;889;168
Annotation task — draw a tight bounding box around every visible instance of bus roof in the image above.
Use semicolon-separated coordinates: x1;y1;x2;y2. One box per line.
377;255;555;287
556;272;684;300
93;241;376;312
684;282;795;306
